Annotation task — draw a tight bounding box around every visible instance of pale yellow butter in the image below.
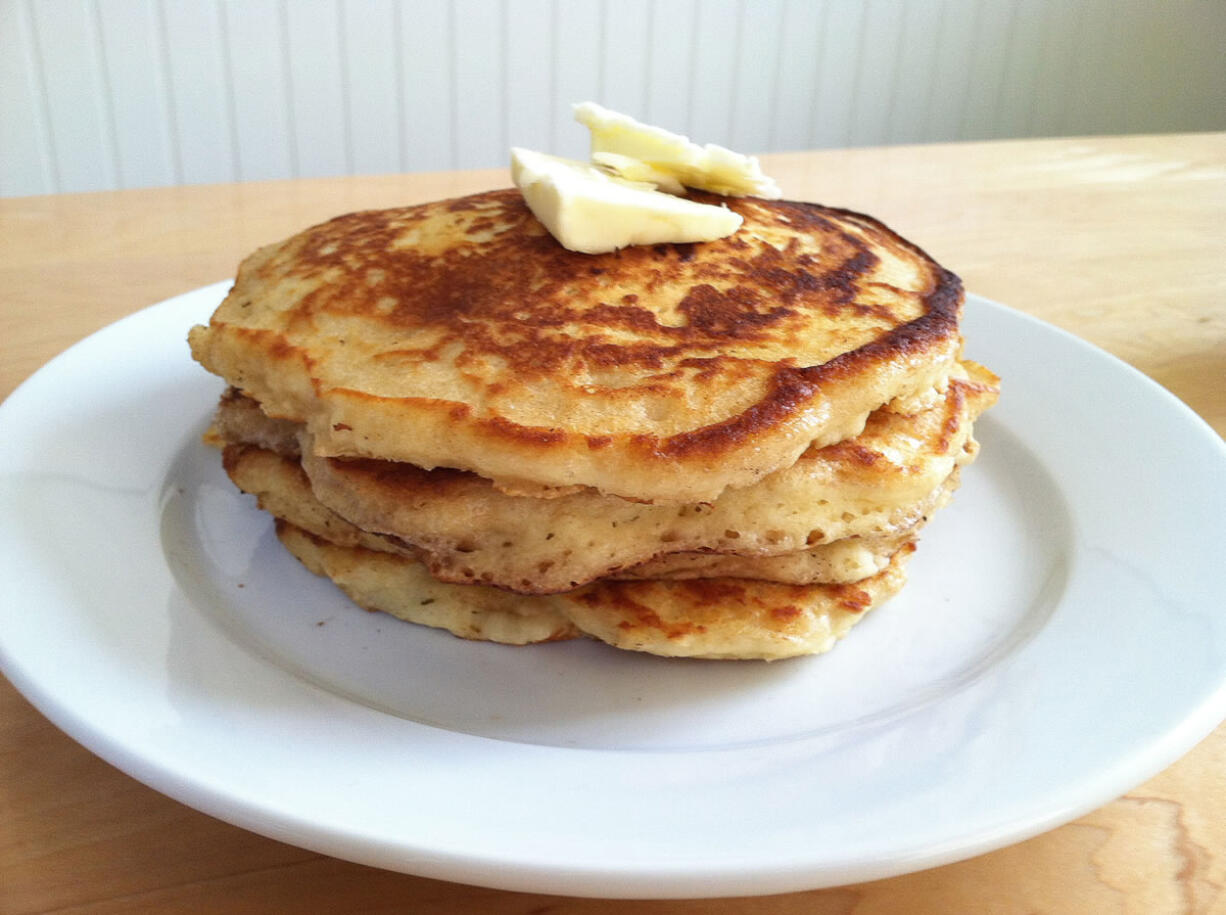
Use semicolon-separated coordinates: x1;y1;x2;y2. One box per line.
510;147;743;254
590;151;686;195
573;101;782;199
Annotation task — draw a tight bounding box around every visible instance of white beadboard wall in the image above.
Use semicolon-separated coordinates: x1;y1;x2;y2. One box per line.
2;0;1224;197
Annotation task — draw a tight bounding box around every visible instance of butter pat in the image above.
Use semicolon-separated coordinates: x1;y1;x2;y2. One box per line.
574;102;782;199
591;151;686;195
510;147;743;254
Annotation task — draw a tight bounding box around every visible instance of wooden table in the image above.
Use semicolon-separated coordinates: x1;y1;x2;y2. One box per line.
2;134;1223;913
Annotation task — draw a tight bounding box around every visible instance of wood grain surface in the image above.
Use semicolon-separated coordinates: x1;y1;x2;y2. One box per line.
2;133;1224;914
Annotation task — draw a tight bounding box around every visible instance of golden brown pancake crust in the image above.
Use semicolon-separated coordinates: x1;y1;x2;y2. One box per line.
190;189;964;501
274;519;916;660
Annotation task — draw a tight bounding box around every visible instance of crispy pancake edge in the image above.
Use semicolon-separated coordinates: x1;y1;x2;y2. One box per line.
274;518;916;660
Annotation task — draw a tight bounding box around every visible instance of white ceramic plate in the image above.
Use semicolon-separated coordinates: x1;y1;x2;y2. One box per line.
2;285;1225;898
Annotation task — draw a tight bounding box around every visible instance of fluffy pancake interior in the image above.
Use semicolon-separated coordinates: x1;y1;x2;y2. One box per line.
275;521;581;646
213;361;996;593
274;518;916;661
222;439;936;591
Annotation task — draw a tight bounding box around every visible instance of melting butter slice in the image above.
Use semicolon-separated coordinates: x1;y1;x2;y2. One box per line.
510;147;743;254
589;151;686;195
574;101;782;199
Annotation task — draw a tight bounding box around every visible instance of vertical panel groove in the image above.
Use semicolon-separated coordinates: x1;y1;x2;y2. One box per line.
1023;0;1046;136
392;0;406;173
596;0;607;104
641;0;654;118
726;0;744;141
683;0;697;136
845;0;868;146
550;0;560;142
918;0;947;143
1057;0;1088;135
805;1;828;147
279;0;300;179
956;0;985;139
446;0;458;168
215;0;241;181
765;0;787;149
24;0;61;192
684;0;699;137
336;0;353;174
89;0;122;188
152;0;183;184
994;0;1018;136
499;0;510;158
878;0;904;144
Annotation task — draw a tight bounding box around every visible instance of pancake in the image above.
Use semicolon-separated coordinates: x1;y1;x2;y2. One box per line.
212;386;299;456
214;361;994;593
275;520;916;660
611;526;919;585
557;543;915;660
275;521;580;646
188;189;964;502
221;444;418;559
222;442;929;588
211;361;994;592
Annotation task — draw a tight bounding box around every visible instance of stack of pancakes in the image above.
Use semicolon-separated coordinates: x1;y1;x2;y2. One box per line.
189;189;998;660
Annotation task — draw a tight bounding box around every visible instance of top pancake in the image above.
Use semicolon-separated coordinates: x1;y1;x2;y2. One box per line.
189;189;963;502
